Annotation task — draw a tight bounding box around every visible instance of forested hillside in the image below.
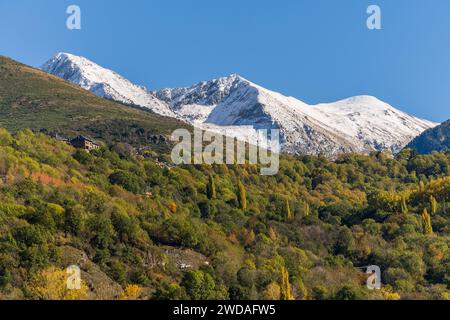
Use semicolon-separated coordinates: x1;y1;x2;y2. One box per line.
0;129;448;300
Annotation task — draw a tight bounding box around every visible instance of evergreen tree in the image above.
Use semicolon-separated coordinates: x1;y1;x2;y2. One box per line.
430;195;438;214
237;179;247;211
280;267;293;300
206;174;216;200
421;208;433;235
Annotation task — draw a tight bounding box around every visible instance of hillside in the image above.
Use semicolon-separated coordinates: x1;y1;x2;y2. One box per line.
0;129;448;300
0;54;449;301
406;119;450;154
0;55;188;151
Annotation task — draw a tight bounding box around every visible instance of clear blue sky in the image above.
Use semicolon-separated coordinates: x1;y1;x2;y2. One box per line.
0;0;449;122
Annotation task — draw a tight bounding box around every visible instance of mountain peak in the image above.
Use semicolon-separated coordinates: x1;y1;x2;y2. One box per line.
42;53;438;157
41;52;176;117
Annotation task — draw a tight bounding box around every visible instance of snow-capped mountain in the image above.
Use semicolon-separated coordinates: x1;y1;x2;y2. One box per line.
41;53;176;117
157;75;438;156
41;53;438;156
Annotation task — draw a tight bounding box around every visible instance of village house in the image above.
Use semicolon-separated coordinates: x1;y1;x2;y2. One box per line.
70;135;100;152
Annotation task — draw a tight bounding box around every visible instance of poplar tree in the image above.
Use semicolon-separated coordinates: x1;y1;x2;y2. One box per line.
304;202;310;217
430;195;438;214
280;267;293;300
419;181;425;192
285;198;292;221
421;208;433;235
400;196;408;214
237;179;247;211
206;173;216;200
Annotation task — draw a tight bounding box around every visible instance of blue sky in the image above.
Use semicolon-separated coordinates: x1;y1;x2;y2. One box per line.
0;0;449;122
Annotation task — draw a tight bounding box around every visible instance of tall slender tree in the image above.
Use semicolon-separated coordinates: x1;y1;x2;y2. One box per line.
280;267;293;300
285;198;292;221
430;195;438;214
206;173;216;200
237;179;247;211
400;196;408;214
304;202;310;217
421;208;433;235
419;181;425;192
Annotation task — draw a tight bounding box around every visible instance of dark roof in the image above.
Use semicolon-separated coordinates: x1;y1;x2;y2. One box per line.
70;135;98;145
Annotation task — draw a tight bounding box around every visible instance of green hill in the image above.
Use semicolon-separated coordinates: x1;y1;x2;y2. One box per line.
0;129;448;300
0;55;188;150
0;56;449;300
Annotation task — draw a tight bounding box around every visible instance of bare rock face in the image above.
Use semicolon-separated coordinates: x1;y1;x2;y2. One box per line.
162;246;210;270
58;246;123;300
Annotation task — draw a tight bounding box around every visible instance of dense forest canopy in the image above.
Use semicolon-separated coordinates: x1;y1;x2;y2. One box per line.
0;129;448;300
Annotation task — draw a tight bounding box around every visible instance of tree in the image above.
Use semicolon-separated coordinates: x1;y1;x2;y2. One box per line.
206;174;216;200
421;208;433;235
268;227;278;241
304;202;310;217
280;267;293;300
119;284;142;300
285;198;292;221
430;195;438;214
108;170;143;193
27;267;88;300
400;196;408;214
181;270;216;300
237;179;247;211
64;205;85;236
419;181;425;192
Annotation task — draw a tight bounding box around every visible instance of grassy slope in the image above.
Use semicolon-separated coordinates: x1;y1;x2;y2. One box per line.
0;55;188;146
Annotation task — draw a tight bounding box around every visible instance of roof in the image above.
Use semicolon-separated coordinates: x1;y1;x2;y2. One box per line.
70;135;99;145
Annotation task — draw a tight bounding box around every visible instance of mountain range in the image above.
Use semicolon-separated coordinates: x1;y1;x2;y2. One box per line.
407;119;449;154
41;53;439;157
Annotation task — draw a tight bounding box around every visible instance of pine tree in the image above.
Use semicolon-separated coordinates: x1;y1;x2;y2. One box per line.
430;195;438;214
421;208;433;235
280;267;293;300
206;174;216;200
237;179;247;211
285;198;292;221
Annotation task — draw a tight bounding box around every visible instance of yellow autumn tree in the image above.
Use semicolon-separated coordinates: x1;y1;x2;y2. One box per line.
430;195;438;214
119;284;143;300
237;179;247;211
28;267;88;300
285;198;292;221
280;267;293;300
421;208;433;235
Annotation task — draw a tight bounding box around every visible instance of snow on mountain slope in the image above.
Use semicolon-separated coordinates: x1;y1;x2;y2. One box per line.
41;53;438;157
159;75;438;156
41;53;176;117
156;74;242;124
313;96;437;153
